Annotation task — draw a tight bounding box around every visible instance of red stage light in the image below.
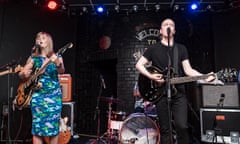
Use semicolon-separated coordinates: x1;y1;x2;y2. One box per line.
47;0;58;10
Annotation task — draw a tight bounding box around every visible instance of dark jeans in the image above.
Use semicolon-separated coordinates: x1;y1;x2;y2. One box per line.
156;93;189;144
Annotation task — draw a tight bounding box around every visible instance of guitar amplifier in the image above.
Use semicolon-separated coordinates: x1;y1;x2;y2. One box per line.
201;83;239;107
58;74;72;102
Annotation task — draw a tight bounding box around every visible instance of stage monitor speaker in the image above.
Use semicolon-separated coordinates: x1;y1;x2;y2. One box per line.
62;102;75;135
200;108;240;143
201;83;239;107
58;74;72;102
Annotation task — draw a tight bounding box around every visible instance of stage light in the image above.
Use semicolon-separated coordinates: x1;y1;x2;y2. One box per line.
173;4;180;12
47;0;59;10
189;1;200;11
206;5;213;11
155;4;160;12
96;5;105;13
114;4;120;13
82;7;88;12
132;5;138;12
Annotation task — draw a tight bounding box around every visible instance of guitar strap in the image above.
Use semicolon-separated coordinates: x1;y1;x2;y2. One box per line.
173;44;179;76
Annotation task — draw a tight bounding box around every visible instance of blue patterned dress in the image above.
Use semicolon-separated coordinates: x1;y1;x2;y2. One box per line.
31;56;62;136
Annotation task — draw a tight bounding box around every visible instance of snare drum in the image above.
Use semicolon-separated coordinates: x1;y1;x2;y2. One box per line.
110;111;127;130
119;113;160;144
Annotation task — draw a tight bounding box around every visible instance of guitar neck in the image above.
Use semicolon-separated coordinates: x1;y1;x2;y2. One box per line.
0;69;11;76
170;74;211;84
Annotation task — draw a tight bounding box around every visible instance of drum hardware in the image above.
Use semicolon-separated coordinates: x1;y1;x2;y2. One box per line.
107;100;113;140
100;96;126;144
119;113;160;144
106;98;123;142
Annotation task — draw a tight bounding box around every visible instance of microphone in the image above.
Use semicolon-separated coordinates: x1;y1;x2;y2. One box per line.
32;43;41;53
167;27;171;36
100;75;106;89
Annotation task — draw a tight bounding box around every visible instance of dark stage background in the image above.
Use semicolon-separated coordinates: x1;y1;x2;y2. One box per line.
0;0;239;142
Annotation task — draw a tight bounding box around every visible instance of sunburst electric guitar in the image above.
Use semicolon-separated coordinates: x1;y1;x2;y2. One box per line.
15;42;73;109
138;66;237;103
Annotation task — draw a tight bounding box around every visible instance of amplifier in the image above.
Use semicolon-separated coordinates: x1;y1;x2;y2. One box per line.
62;102;75;135
202;83;239;107
58;74;72;102
193;83;240;108
200;108;240;143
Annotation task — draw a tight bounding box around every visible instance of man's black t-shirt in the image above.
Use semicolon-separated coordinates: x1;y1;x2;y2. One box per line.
143;42;189;93
143;42;188;77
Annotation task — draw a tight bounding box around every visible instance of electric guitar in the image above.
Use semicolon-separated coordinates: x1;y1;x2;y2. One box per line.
138;66;237;103
0;65;22;76
15;42;73;109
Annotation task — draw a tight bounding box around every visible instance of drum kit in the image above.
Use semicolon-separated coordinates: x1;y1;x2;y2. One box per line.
98;96;160;144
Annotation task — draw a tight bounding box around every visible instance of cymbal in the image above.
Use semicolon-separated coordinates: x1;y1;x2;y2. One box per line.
100;96;124;104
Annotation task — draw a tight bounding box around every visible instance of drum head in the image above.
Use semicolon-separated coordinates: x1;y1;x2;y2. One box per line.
119;113;160;144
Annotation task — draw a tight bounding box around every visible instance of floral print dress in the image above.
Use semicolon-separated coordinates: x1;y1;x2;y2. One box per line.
30;56;62;136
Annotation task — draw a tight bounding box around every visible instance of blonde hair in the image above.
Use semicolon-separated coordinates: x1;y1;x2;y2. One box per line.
35;32;54;56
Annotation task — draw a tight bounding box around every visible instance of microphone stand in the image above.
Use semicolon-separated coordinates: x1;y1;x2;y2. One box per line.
6;66;14;144
0;59;21;143
91;76;105;144
166;28;173;144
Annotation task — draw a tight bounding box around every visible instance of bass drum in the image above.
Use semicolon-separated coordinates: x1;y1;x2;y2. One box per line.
119;113;160;144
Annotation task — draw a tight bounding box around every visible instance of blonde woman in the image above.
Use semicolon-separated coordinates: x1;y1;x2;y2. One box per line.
19;32;65;144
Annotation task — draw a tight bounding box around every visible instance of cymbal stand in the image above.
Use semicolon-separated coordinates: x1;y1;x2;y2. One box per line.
107;101;113;141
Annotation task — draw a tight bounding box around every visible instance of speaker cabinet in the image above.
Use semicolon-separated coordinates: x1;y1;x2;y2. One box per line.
202;83;239;107
200;83;239;107
200;108;240;143
58;74;72;102
62;102;75;135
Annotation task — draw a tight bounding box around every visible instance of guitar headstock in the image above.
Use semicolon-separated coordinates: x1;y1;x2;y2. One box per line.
216;68;238;83
57;42;73;56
